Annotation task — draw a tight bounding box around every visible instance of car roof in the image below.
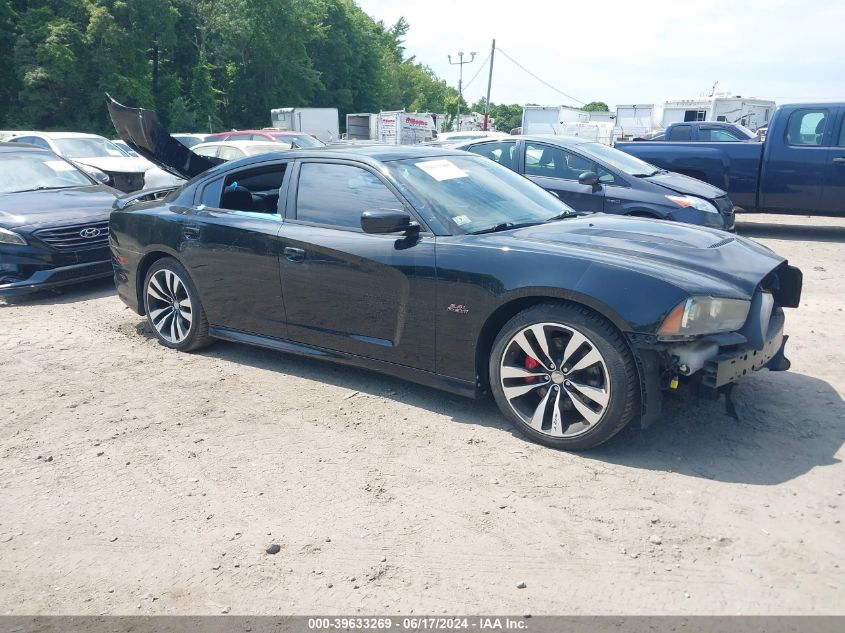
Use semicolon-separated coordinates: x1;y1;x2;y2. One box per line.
455;134;596;147
194;140;284;148
16;131;107;140
0;141;55;154
214;129;308;136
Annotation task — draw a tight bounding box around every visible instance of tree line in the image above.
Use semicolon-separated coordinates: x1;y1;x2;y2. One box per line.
0;0;484;136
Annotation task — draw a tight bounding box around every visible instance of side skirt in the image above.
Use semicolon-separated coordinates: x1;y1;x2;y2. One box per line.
208;326;480;399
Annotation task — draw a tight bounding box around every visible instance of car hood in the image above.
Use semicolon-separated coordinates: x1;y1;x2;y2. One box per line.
74;155;152;174
642;171;726;199
489;214;782;298
106;95;223;180
0;186;117;230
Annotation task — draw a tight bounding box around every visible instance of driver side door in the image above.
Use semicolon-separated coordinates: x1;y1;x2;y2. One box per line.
277;160;437;370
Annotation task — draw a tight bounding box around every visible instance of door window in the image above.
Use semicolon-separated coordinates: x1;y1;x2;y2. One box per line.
670;126;692;141
212;164;287;213
11;136;50;149
838;120;845;146
295;163;403;229
786;109;829;146
466;141;517;170
193;145;219;158
218;146;245;161
524;143;615;184
700;128;741;141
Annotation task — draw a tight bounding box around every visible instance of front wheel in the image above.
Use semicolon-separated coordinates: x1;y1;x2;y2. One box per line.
489;303;638;450
143;257;212;352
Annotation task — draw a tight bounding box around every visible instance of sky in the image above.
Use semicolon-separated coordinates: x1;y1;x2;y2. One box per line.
356;0;845;109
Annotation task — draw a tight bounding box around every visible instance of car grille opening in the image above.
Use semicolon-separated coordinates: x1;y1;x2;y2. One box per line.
109;172;145;193
33;220;110;251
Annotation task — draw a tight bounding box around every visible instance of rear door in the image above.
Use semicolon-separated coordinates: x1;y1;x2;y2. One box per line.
179;161;290;338
277;160;437;370
819;107;845;215
522;141;605;212
759;107;832;213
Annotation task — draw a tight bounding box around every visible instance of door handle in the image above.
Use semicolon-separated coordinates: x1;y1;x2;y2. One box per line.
284;247;306;262
182;225;200;240
833;157;845;164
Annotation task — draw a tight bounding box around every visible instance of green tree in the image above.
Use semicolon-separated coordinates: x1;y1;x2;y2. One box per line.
582;101;610;112
0;0;16;124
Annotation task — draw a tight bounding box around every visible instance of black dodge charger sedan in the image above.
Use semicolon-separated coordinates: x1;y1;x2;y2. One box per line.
107;99;801;450
453;135;736;231
0;143;119;297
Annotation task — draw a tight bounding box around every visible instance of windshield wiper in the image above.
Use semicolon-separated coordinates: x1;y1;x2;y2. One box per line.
6;186;74;193
545;211;577;222
470;221;542;235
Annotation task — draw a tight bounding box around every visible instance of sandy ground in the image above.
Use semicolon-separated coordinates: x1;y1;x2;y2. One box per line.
0;213;843;616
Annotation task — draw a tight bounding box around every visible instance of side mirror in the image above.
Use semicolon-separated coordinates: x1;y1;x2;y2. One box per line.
578;171;599;187
361;209;418;234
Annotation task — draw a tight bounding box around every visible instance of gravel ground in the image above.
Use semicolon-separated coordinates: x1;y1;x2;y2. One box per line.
0;214;843;615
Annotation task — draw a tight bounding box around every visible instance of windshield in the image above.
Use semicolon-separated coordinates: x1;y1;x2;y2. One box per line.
0;154;91;194
54;137;129;159
386;155;575;235
174;135;204;148
577;142;660;176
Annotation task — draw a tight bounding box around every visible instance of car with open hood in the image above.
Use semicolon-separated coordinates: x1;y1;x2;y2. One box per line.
0;142;119;297
454;135;737;231
105;97;802;450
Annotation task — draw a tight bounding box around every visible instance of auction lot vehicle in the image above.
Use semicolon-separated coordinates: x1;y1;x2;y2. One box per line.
0;143;118;296
456;135;736;230
617;103;845;215
107;99;802;450
635;121;757;142
191;140;290;160
205;129;325;148
269;108;339;144
7;132;149;193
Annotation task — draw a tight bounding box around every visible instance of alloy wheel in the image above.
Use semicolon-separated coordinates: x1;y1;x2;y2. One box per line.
146;269;193;344
499;322;611;438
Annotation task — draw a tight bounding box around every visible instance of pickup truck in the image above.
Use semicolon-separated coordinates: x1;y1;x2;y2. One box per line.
617;103;845;215
634;121;757;142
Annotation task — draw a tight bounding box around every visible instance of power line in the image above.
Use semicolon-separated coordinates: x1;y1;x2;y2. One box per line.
462;52;491;93
496;47;584;106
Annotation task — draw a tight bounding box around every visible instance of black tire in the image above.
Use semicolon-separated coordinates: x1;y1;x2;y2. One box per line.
142;257;212;352
489;302;638;450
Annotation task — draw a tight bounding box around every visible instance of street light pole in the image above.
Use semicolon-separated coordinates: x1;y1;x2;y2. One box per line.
448;51;475;132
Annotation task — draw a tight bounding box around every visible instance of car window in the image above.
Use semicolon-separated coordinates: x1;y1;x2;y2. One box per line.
54;137;127;158
786;109;829;146
700;128;740;142
838;121;845;146
217;164;287;214
295;163;402;229
524;143;616;184
669;126;692;141
11;136;50;149
0;153;91;193
193;145;218;158
466;141;517;170
226;133;251;141
218;146;244;161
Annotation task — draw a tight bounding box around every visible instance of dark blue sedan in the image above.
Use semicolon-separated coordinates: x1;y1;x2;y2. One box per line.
454;135;736;230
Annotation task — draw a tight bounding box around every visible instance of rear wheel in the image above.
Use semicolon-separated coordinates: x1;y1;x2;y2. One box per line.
489;303;638;450
143;258;212;352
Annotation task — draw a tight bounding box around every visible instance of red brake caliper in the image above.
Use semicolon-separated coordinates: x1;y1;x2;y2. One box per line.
524;355;540;383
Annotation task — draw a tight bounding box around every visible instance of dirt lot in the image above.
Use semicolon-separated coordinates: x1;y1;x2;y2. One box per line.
1;214;843;615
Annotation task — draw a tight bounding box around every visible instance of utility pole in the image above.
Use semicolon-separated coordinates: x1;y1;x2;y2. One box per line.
483;39;496;131
147;33;160;106
448;51;475;131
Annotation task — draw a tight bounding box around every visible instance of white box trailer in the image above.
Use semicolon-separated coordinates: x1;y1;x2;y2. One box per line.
345;113;377;141
522;105;590;134
614;104;658;140
269;107;339;143
377;111;436;145
661;95;775;130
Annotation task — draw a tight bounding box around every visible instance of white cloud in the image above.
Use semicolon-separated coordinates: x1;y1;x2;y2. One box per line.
356;0;845;107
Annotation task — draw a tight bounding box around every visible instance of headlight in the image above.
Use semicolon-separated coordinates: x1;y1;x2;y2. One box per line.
658;296;750;338
0;227;27;246
665;195;718;214
74;162;111;185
